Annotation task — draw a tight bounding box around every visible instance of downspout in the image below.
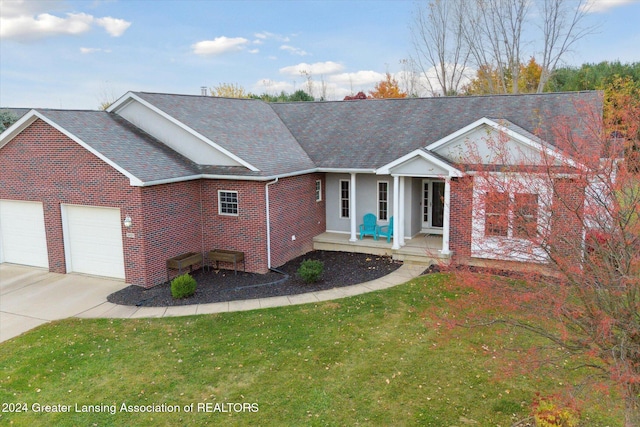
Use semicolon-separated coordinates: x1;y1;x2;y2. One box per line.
200;181;205;259
265;178;279;269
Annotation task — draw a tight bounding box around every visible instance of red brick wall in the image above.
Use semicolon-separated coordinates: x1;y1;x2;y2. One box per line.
200;174;326;273
449;176;473;260
201;180;269;273
268;173;326;269
1;120;329;285
0;119;145;284
139;181;203;285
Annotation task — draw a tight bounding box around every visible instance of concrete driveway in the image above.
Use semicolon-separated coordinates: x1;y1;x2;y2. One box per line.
0;264;129;343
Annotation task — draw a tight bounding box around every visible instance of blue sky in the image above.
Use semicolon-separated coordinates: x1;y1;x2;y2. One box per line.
1;0;639;109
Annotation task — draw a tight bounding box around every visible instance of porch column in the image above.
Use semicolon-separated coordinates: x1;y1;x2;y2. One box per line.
349;172;357;242
392;175;400;250
441;177;451;255
399;176;406;246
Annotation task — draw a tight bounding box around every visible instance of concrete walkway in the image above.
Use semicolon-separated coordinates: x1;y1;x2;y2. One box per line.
1;263;425;342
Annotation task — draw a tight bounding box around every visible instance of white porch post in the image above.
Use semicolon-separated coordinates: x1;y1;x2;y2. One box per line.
392;175;400;250
349;172;357;242
399;176;406;247
441;177;451;255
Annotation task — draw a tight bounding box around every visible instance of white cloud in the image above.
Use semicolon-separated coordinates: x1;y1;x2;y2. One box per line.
254;31;290;42
329;70;386;86
279;61;344;76
582;0;636;13
80;47;111;54
95;17;131;37
192;36;249;56
280;45;309;56
0;1;131;41
253;79;295;95
248;49;260;54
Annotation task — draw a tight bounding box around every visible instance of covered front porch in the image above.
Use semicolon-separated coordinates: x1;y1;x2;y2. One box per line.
322;148;463;264
313;232;450;265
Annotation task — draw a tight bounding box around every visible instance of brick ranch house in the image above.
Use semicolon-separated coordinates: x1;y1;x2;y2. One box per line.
0;91;602;288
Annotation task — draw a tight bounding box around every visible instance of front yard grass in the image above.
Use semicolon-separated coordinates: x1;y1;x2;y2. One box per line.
0;273;623;426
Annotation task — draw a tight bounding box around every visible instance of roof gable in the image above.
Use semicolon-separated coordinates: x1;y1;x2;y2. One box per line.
377;149;463;177
0;109;203;186
112;92;317;176
0;110;145;185
108;92;256;170
429;117;576;167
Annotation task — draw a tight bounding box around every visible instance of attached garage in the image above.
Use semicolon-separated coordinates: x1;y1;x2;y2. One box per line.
62;205;125;279
0;200;49;268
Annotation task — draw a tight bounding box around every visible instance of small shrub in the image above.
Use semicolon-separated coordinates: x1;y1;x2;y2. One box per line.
531;393;580;427
298;259;324;284
171;273;197;299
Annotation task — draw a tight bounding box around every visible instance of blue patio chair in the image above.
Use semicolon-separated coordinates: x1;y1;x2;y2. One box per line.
377;216;394;243
359;213;378;240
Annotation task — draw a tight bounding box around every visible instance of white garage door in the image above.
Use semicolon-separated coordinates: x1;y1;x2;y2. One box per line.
63;205;125;279
0;200;49;268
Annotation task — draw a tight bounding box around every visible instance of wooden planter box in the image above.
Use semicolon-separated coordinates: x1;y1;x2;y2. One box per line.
166;252;203;280
207;250;245;275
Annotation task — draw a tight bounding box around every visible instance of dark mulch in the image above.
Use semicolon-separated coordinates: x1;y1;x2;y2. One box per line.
107;251;403;307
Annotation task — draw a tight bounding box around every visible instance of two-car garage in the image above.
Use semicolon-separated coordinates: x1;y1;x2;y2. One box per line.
0;200;125;280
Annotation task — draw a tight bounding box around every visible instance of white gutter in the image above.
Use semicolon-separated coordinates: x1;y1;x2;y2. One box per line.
265;178;279;269
136;168;321;187
317;168;376;174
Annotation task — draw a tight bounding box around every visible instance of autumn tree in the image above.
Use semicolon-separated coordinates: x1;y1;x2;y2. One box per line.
436;99;640;424
368;73;407;99
343;92;368;101
463;57;543;95
210;82;251;98
604;76;640;172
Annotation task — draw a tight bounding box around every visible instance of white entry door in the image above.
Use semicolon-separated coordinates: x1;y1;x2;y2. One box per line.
62;205;125;279
0;200;49;268
422;180;445;233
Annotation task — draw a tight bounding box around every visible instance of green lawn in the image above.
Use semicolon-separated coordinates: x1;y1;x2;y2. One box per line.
0;274;622;426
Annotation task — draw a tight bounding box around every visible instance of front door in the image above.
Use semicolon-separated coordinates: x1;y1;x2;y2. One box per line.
422;180;444;232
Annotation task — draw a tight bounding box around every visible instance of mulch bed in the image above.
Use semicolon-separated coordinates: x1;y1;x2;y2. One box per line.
107;251;403;307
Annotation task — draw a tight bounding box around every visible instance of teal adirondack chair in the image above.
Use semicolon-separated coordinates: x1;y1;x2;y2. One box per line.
359;213;378;240
377;216;394;243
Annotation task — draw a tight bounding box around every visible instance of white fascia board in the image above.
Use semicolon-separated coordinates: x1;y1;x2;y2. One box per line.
376;149;463;177
426;117;494;151
109;92;259;172
427;117;579;169
317;168;376;174
138;167;322;187
3;110;144;186
0;109;39;147
105;91;135;112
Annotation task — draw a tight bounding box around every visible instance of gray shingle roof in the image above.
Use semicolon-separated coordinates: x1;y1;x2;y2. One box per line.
270;91;603;169
36;109;200;183
6;91;601;185
132;92;316;176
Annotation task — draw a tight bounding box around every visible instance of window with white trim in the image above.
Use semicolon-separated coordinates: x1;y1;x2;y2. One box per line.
218;190;239;216
378;181;389;221
484;191;538;238
514;193;538;238
340;180;350;218
485;192;508;237
315;180;322;202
